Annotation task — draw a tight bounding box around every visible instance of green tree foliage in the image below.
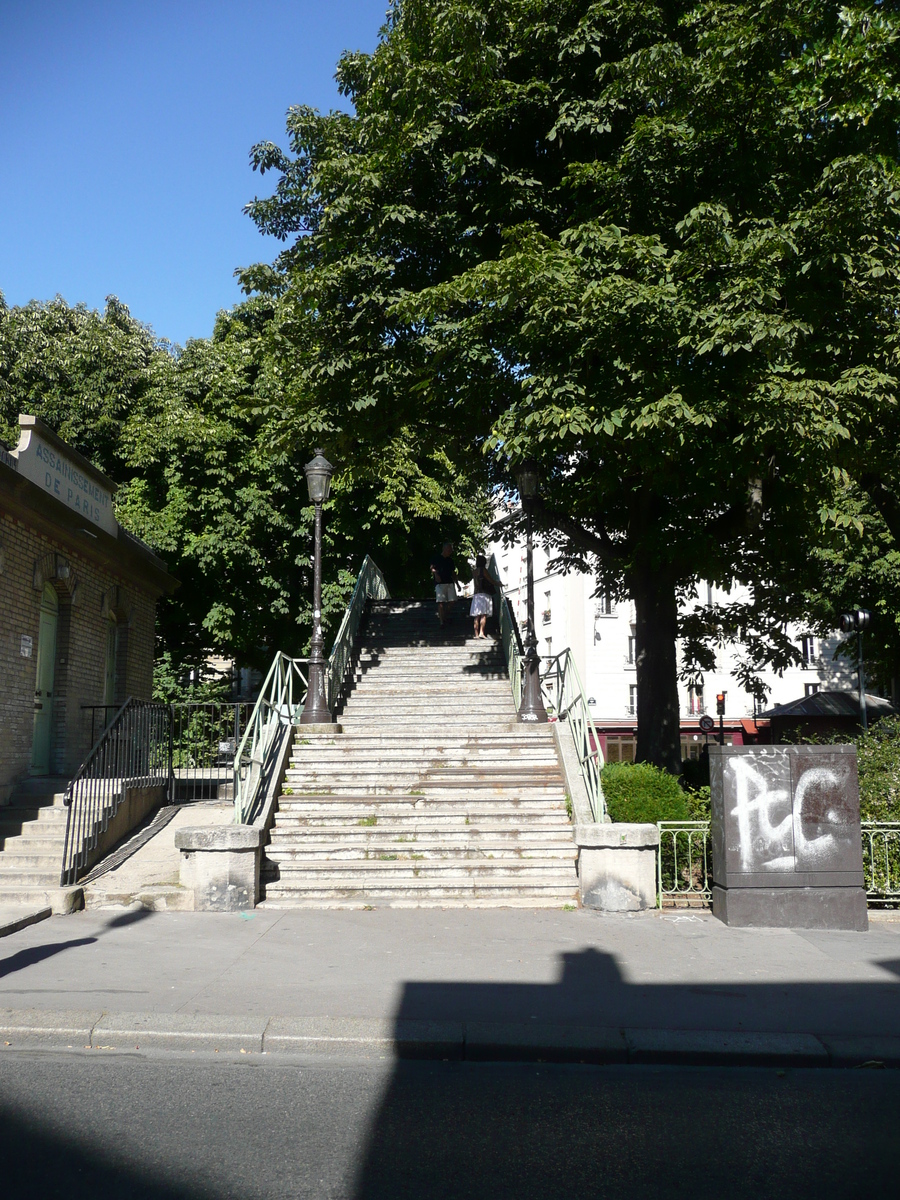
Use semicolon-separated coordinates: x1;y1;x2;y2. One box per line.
0;292;489;677
241;0;900;770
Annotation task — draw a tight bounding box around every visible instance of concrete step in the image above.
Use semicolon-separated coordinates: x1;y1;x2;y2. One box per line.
0;868;63;886
270;820;574;837
0;806;68;826
258;895;575;909
0;834;63;853
265;844;577;862
0;849;64;869
261;881;578;903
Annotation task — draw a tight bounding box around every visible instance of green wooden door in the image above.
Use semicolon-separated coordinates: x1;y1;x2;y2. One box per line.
30;584;59;775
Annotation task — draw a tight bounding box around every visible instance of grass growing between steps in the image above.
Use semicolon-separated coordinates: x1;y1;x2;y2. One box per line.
358;815;377;826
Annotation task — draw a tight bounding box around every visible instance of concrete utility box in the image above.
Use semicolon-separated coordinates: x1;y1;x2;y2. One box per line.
709;745;867;931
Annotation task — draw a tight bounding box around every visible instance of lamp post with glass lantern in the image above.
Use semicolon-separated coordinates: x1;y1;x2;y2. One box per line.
515;461;548;723
300;450;334;725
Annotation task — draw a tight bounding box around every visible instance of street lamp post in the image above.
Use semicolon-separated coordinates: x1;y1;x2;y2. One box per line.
839;608;872;731
515;461;548;724
300;450;334;725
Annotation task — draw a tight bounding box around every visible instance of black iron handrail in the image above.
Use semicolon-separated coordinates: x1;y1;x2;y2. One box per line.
60;697;172;886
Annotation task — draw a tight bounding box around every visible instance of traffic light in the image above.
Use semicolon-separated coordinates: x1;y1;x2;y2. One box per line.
716;692;726;716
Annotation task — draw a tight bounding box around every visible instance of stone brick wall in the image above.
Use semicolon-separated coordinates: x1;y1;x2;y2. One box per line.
0;511;159;802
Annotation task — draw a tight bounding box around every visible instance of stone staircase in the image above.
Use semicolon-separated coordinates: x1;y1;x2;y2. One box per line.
260;598;579;908
0;777;77;909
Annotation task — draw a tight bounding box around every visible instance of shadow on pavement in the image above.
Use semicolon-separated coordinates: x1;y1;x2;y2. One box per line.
0;904;153;980
389;945;900;1035
0;1103;219;1200
351;946;900;1199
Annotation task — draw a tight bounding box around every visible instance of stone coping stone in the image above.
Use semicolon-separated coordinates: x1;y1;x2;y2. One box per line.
174;826;262;851
624;1029;829;1068
575;823;660;849
2;1009;896;1067
466;1022;627;1065
264;1017;463;1060
93;1011;269;1052
0;905;52;938
295;723;344;734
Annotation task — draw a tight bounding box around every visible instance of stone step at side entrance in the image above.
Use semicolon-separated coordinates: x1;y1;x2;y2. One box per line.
261;598;578;909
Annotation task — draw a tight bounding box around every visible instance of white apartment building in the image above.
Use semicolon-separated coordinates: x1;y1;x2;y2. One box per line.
485;533;858;763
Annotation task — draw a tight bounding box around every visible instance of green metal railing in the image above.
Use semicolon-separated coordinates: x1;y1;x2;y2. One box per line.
541;650;606;822
487;553;605;821
233;655;308;824
656;820;900;907
232;555;389;824
326;555;390;713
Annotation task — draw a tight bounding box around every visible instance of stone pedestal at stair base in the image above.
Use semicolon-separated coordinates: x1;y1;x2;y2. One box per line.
176;826;262;911
576;824;659;911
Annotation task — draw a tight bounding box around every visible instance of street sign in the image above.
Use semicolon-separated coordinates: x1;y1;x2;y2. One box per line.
698;714;715;733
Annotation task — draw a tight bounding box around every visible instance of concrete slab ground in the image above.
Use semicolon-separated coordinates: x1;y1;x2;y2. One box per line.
0;905;898;1066
81;800;232;910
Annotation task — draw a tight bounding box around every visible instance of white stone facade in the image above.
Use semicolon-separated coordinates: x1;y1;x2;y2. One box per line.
484;532;856;760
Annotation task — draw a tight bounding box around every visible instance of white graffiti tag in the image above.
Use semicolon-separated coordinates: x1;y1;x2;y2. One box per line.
728;759;841;872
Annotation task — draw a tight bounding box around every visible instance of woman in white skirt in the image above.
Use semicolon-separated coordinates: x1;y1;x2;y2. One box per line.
470;554;497;639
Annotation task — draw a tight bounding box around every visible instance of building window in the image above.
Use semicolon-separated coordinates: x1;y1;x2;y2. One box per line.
626;630;636;665
606;736;636;764
595;593;614;617
801;635;817;666
545;637;552;659
542;591;551;625
628;684;638;716
688;686;705;715
804;682;820;697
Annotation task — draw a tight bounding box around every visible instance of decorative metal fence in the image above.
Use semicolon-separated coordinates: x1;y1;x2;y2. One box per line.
61;698;171;886
656;820;900;907
657;821;713;906
326;555;390;714
170;702;253;801
861;822;900;906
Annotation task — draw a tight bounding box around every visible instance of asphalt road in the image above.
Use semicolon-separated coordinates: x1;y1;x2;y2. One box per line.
0;1050;897;1200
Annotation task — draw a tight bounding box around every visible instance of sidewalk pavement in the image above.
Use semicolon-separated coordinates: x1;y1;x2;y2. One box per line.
0;904;898;1068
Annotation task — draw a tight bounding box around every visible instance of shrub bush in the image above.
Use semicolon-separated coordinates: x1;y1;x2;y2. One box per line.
601;762;689;823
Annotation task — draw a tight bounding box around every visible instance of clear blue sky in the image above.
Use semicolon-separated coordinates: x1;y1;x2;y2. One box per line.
0;0;387;346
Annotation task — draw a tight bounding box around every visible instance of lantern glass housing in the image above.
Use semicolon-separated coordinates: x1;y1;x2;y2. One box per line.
304;450;334;504
516;460;539;500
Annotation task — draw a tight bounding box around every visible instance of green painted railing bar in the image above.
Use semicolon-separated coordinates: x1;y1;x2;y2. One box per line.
487;553;605;821
232;555;390;824
656;820;900;907
540;649;606;822
326;554;390;714
233;654;308;825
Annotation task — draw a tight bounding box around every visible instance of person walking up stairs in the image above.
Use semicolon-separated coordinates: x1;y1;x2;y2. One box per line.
261;599;578;907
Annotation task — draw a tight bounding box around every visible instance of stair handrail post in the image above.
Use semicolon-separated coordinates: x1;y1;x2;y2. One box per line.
516;475;548;724
300;451;334;725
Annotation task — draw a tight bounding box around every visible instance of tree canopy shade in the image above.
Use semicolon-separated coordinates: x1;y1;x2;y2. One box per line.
241;0;900;771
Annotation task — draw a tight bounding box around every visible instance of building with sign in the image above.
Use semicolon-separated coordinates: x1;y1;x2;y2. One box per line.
0;414;176;801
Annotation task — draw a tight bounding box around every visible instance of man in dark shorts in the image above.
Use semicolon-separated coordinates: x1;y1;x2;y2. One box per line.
429;541;458;627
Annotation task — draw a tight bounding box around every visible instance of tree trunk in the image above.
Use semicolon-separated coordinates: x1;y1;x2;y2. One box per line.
628;566;683;775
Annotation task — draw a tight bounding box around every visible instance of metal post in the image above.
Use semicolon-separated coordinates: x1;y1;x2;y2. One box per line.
518;507;548;723
858;629;868;732
301;500;333;724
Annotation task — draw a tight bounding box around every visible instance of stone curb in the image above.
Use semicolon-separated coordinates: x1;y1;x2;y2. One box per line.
1;1009;899;1068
